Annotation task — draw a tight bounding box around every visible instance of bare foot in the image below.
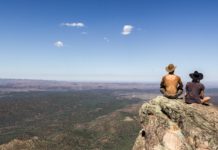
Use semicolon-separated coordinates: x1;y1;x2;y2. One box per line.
201;97;211;104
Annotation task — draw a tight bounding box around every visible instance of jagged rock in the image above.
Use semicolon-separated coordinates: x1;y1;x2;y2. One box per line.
132;96;218;150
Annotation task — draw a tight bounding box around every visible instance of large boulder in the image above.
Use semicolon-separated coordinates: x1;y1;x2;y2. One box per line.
133;96;218;150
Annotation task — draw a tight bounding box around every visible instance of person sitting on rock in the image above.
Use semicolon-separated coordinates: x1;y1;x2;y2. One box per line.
160;64;183;99
185;71;211;105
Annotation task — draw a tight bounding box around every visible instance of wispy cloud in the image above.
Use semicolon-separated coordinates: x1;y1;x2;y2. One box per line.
121;25;133;35
61;22;85;28
54;41;64;48
81;31;88;35
103;37;110;42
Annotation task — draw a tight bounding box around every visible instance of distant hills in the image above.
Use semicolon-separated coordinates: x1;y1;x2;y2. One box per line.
0;79;159;93
0;78;217;96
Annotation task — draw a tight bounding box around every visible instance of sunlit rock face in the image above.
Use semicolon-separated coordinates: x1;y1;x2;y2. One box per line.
133;96;218;150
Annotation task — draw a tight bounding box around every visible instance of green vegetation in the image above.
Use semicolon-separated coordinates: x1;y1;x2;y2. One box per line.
0;90;143;149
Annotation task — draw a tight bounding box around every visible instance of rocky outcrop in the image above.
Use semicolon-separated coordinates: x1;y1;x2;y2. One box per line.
133;96;218;150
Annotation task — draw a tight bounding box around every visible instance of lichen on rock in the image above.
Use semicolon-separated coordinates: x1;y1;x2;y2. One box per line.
133;96;218;150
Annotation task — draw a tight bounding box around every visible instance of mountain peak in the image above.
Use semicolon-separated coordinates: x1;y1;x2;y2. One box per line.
133;96;218;150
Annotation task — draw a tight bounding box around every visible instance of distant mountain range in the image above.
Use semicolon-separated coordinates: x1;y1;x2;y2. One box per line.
0;78;217;93
0;79;159;92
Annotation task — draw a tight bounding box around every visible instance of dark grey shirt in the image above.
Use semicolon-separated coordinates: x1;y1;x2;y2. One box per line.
185;82;205;104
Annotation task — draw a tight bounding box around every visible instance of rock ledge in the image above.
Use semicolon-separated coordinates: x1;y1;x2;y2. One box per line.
133;96;218;150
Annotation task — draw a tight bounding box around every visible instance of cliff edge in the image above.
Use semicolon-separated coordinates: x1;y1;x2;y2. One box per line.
132;96;218;150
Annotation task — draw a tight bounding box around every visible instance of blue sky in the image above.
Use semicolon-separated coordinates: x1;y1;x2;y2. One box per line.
0;0;218;82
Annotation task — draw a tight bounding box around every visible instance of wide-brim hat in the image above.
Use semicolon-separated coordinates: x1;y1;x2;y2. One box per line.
165;64;176;72
189;71;203;80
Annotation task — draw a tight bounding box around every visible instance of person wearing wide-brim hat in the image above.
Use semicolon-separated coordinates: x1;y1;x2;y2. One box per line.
185;71;211;105
160;64;183;99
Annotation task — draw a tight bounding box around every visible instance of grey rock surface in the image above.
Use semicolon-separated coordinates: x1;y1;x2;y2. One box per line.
133;96;218;150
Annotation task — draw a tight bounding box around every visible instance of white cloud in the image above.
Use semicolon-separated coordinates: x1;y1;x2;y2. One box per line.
61;22;85;28
103;37;110;42
54;41;64;48
122;25;133;35
81;31;87;35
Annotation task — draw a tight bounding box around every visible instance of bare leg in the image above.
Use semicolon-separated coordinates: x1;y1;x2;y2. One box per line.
201;97;211;104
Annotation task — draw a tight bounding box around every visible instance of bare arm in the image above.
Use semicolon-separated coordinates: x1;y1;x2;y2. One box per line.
185;83;188;96
178;77;183;90
160;77;165;89
200;85;205;99
200;91;204;99
160;77;166;95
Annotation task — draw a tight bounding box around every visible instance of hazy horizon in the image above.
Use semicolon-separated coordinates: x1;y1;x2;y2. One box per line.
1;77;218;87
